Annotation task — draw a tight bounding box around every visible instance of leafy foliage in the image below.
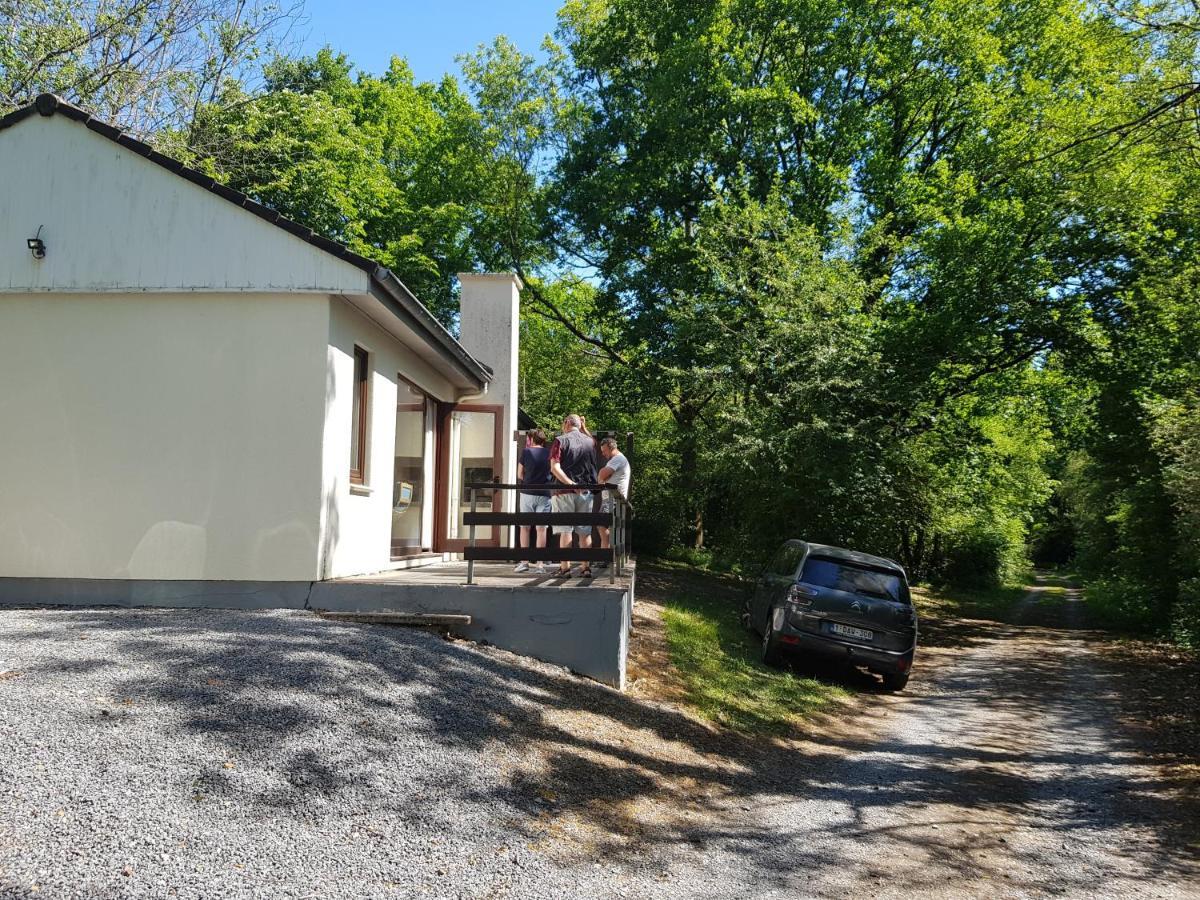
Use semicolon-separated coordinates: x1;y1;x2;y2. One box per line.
13;0;1199;641
0;0;299;134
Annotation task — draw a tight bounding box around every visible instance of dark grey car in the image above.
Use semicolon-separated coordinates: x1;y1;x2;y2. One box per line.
748;540;918;691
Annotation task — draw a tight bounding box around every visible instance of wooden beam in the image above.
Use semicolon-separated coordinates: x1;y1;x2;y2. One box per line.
463;547;613;562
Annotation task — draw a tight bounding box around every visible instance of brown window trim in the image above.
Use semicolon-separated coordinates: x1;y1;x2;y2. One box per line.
350;345;370;485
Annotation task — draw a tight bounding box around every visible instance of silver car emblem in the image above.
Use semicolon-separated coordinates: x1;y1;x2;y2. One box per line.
850;601;864;613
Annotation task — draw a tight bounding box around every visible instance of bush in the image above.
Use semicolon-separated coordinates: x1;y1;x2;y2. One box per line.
939;525;1026;588
1171;578;1200;649
1084;576;1159;632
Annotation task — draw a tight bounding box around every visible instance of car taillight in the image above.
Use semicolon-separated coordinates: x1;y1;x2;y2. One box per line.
787;584;816;606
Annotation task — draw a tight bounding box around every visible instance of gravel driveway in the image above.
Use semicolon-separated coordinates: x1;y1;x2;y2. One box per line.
0;608;619;899
2;594;1197;899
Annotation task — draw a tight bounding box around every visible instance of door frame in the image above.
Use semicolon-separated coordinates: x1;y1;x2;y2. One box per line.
434;402;506;553
390;376;432;560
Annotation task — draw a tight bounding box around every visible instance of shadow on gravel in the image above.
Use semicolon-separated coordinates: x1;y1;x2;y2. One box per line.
5;600;1198;897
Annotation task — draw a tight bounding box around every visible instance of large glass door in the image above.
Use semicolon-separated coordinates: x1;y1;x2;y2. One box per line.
436;404;503;551
391;380;428;558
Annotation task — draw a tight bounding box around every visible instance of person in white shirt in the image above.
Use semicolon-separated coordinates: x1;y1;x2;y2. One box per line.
596;437;631;552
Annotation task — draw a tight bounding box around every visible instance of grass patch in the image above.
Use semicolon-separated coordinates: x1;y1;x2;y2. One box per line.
911;581;1030;622
659;586;851;736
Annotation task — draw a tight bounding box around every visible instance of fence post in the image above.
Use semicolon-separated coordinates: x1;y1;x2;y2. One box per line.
609;489;617;584
620;500;630;572
617;500;625;576
467;486;478;586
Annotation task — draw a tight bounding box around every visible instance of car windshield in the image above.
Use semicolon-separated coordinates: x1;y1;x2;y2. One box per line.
800;557;906;603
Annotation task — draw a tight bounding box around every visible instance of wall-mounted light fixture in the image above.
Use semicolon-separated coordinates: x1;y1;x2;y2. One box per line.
27;226;46;260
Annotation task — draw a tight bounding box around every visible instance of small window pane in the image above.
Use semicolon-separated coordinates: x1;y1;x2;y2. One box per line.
350;347;369;483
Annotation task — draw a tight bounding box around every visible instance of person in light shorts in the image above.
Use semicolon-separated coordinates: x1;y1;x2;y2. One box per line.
597;437;631;552
514;429;552;574
548;414;600;578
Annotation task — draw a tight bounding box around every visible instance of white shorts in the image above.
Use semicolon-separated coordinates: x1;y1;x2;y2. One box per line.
552;491;594;535
519;492;551;516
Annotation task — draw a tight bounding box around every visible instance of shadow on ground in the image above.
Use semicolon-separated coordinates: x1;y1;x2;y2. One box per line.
3;574;1197;895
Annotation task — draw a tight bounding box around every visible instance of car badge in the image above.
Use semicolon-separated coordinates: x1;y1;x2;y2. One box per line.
850;601;864;613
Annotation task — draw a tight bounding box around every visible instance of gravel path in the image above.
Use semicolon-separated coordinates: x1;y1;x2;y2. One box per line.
0;608;610;899
2;589;1197;899
606;582;1200;899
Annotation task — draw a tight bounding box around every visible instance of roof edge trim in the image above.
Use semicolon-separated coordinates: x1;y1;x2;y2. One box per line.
0;93;489;390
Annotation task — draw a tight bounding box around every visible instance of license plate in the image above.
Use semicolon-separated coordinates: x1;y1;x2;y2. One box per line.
830;623;873;641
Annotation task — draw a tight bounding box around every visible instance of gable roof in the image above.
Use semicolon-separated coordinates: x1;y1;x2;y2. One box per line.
0;93;490;391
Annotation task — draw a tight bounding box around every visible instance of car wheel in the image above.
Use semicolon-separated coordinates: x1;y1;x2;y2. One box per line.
881;671;910;692
761;609;785;668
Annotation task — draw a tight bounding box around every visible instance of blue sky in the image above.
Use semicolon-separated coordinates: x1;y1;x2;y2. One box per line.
294;0;563;82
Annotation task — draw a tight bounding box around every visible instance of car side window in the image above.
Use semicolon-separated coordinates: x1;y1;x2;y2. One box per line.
772;544;802;576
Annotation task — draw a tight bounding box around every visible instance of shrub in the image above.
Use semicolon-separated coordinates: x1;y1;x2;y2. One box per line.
1171;578;1200;649
1084;576;1159;633
939;525;1027;588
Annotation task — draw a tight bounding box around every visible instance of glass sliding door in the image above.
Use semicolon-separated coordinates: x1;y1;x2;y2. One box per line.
439;405;502;549
391;380;428;557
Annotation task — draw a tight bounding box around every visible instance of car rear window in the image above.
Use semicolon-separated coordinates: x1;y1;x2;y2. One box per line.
800;557;907;603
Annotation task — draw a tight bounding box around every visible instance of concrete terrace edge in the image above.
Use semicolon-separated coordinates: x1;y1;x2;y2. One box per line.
309;574;635;690
0;573;635;689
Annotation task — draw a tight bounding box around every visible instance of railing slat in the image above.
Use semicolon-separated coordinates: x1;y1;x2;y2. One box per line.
463;512;610;526
463;547;613;563
466;482;617;491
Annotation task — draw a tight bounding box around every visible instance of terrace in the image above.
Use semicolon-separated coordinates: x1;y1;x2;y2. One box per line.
310;483;636;688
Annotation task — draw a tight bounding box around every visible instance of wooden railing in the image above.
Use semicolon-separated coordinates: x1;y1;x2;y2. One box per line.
462;483;632;585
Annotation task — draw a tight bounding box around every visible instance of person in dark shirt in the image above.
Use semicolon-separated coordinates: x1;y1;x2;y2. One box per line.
548;414;600;578
515;428;553;573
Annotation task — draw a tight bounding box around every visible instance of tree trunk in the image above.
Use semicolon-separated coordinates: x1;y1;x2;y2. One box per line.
678;430;705;550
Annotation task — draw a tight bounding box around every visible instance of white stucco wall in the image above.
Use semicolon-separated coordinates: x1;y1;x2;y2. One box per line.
0;110;518;585
0;114;370;294
0;292;329;580
320;297;445;579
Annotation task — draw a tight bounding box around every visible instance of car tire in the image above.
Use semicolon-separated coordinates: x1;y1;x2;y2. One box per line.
761;609;785;668
881;671;910;692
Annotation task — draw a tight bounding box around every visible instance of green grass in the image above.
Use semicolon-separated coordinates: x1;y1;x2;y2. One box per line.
911;580;1031;622
659;586;851;736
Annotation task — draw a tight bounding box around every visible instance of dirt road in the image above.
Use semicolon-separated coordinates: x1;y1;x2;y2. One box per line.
615;580;1200;898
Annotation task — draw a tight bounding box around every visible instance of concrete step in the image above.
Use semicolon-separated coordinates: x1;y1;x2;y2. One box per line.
315;611;472;627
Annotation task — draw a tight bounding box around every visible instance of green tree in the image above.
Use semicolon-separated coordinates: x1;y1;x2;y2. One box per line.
182;49;496;321
0;0;300;134
546;0;1163;562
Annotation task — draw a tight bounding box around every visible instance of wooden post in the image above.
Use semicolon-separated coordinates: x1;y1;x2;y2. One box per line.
609;491;617;584
467;486;478;585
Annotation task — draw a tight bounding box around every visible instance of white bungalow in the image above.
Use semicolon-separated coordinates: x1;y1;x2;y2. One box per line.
0;93;522;602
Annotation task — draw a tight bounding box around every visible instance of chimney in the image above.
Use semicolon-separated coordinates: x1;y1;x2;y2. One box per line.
457;273;522;528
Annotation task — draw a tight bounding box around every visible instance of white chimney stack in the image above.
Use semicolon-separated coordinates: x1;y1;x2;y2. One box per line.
457;273;522;535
